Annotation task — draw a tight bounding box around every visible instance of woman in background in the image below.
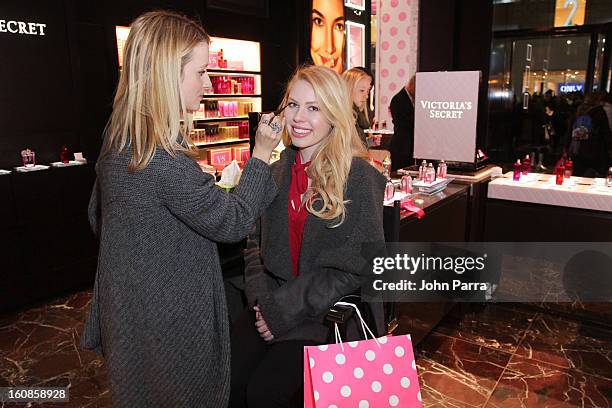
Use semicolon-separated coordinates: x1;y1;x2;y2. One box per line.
229;65;386;408
81;10;282;407
343;67;373;146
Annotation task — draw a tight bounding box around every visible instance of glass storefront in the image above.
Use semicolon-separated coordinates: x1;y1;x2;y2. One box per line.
487;0;612;166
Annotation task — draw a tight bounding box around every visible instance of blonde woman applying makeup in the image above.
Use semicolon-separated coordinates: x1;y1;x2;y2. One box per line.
81;10;282;407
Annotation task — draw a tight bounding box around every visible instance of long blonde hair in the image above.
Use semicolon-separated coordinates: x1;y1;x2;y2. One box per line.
342;67;372;121
101;10;210;171
280;65;367;226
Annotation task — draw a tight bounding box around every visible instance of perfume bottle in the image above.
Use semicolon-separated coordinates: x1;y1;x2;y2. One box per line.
382;156;391;180
513;159;521;181
426;163;435;183
218;49;227;69
606;167;612;187
556;163;565;185
419;160;427;180
384;180;395;201
522;154;530;175
60;146;70;164
437;160;447;179
564;157;573;179
21;149;36;167
400;175;412;194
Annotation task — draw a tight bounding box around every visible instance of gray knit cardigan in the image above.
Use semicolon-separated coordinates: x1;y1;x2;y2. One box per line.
244;147;387;343
81;148;276;407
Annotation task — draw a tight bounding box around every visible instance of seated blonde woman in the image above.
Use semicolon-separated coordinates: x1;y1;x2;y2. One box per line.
229;65;386;408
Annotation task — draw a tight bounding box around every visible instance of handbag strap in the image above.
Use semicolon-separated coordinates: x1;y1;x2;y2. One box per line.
333;302;381;348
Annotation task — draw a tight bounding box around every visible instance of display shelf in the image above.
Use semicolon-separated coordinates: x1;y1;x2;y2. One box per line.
195;139;249;148
202;94;261;99
208;69;260;75
193;116;249;122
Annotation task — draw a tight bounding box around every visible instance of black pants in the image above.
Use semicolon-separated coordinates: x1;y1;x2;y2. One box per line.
229;309;319;408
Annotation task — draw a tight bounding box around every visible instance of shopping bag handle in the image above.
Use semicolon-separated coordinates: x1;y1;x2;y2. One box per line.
333;302;381;349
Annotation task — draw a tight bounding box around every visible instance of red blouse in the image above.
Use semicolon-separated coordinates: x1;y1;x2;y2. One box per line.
288;154;311;276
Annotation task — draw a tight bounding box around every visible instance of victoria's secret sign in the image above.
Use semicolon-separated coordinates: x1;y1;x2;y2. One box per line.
0;19;46;36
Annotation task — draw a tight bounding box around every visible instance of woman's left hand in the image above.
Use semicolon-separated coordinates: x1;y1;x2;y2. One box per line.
253;305;274;342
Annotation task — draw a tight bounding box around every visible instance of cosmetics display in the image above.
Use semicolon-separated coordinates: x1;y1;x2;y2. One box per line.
490;172;612;213
193;36;262;165
190;121;249;145
195;101;255;119
210;76;257;95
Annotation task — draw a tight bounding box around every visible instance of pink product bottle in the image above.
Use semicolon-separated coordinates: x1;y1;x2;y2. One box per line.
564;158;573;179
426;163;435;183
218;101;227;117
418;160;427;180
400;175;412;194
513;159;521;181
212;77;222;94
60;146;70;164
522;154;530;175
384;180;395;201
239;122;249;138
556;164;565;185
437;160;447;179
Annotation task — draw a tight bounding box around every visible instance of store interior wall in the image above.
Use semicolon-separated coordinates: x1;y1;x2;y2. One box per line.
0;0;299;169
0;0;299;313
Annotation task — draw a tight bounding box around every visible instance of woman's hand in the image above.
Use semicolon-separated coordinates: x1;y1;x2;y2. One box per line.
252;113;284;163
253;304;275;342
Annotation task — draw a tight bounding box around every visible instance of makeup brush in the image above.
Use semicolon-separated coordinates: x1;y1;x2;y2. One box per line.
272;105;287;118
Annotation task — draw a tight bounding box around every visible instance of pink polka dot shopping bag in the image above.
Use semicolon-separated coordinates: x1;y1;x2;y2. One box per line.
304;302;423;407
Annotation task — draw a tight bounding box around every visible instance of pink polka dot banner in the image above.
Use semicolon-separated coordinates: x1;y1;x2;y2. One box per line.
375;0;419;131
304;334;423;407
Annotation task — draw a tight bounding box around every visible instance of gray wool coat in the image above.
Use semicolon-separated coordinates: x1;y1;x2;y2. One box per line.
244;147;387;343
81;148;276;408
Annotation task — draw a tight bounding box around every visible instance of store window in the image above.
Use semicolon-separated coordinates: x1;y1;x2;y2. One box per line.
487;34;593;160
494;0;612;31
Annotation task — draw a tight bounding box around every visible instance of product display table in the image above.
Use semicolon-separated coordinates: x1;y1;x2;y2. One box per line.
488;172;612;213
485;173;612;242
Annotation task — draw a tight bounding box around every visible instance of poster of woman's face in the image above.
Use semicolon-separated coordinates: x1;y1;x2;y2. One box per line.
310;0;346;73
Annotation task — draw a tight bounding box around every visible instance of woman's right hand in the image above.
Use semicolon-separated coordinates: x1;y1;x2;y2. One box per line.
252;113;284;163
253;304;274;342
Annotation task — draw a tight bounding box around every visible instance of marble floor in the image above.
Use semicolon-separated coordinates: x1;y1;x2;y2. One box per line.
1;291;611;407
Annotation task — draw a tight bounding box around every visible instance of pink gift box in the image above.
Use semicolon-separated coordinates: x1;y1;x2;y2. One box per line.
207;147;232;171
